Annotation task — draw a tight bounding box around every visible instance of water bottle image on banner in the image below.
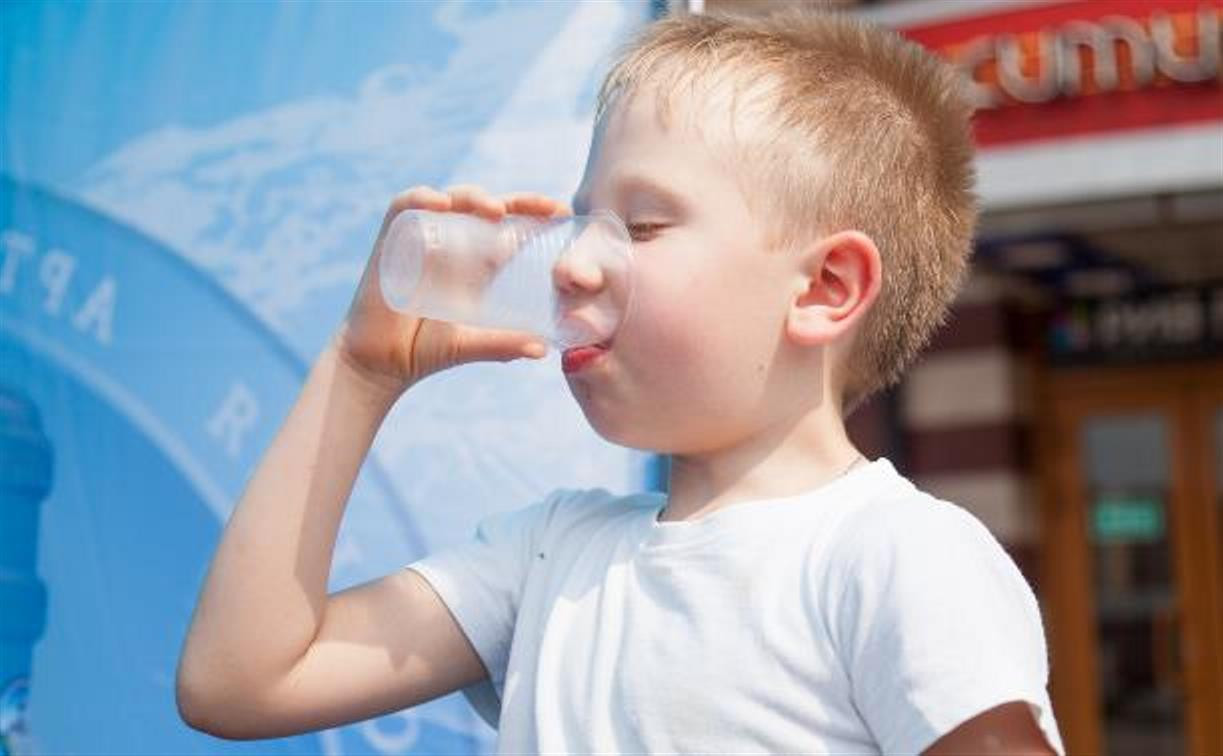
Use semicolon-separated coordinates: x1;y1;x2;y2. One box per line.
0;389;52;756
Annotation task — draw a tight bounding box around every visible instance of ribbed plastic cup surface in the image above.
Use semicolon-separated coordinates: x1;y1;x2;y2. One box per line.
378;209;633;349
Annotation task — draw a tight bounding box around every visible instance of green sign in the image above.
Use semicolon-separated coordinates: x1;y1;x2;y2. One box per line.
1093;497;1165;543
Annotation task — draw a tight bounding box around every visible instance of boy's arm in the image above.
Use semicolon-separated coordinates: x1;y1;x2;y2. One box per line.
923;701;1057;756
175;341;487;740
176;186;562;740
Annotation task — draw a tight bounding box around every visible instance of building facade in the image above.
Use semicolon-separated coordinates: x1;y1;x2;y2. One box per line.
702;1;1223;753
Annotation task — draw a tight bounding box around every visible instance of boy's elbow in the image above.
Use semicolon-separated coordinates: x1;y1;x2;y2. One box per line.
177;675;235;739
175;672;261;741
176;676;221;737
176;652;223;735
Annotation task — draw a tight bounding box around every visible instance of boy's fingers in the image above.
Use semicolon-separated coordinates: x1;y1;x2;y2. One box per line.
396;185;450;211
446;184;506;221
385;185;571;223
454;326;549;364
502;193;573;218
385;185;450;223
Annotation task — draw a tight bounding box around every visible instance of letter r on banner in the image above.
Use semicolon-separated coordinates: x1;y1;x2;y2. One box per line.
207;381;260;459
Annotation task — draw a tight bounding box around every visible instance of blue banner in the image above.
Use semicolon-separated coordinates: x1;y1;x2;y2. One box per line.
1;2;651;753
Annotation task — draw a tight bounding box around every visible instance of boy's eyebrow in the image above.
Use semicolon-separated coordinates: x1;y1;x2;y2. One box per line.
572;174;686;217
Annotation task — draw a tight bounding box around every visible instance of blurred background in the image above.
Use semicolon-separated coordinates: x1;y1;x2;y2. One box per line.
1;0;1220;754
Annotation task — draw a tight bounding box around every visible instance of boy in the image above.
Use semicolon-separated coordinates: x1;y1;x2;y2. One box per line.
177;9;1065;754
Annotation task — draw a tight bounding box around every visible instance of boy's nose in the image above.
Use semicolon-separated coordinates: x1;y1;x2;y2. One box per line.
552;248;606;295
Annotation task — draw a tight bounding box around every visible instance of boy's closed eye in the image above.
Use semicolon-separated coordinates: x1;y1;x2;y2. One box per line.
626;221;666;242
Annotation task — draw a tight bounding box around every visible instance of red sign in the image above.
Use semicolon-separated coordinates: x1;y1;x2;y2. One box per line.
903;0;1223;147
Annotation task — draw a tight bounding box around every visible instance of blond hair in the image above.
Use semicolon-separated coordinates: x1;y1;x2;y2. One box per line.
597;8;978;411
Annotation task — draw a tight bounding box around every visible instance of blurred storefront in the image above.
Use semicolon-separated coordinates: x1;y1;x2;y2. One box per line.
886;2;1222;754
706;0;1223;753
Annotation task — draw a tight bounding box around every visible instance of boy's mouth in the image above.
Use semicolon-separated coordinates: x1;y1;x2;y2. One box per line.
562;340;611;374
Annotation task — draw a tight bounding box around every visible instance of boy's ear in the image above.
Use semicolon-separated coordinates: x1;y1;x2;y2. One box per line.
785;230;882;348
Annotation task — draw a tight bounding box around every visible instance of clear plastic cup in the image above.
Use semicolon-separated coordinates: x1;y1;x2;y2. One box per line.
377;208;634;349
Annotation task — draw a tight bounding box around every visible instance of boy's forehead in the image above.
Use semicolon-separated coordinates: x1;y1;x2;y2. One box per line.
603;81;754;145
572;83;758;210
572;171;687;217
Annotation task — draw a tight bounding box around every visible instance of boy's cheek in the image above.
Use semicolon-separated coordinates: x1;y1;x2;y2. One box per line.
624;272;706;343
620;308;698;374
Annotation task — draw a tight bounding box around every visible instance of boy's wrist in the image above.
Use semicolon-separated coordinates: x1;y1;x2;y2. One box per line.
325;336;410;412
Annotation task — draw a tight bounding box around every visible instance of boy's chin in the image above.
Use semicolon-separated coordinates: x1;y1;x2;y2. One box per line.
580;411;640;449
572;400;655;450
577;406;690;454
567;386;704;453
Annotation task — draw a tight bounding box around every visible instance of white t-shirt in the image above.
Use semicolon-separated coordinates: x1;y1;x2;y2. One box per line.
407;458;1065;755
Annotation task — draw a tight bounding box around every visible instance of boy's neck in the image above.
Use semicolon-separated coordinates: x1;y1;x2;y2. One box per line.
659;403;863;523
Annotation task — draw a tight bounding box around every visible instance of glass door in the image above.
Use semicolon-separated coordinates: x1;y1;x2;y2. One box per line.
1041;364;1223;756
1081;412;1183;756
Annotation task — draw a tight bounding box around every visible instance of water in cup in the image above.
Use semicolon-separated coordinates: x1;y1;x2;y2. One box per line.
378;209;634;349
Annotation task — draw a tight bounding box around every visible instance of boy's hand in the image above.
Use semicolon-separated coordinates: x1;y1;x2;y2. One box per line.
333;185;572;398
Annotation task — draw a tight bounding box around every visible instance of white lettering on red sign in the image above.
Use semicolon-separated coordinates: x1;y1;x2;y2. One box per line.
954;8;1221;108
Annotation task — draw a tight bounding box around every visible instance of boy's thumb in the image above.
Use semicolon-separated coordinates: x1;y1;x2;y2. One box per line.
521;340;549;359
455;328;549;364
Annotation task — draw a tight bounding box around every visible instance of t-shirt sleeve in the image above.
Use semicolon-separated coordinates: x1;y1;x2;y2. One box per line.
405;490;565;728
832;498;1065;755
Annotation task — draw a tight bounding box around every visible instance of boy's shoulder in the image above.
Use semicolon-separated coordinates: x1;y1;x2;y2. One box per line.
488;462;1015;581
822;463;1042;637
477;485;659;550
815;469;1062;756
833;461;1005;558
529;461;997;549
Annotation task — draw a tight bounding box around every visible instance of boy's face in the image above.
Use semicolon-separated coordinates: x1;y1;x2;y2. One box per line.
566;88;810;453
